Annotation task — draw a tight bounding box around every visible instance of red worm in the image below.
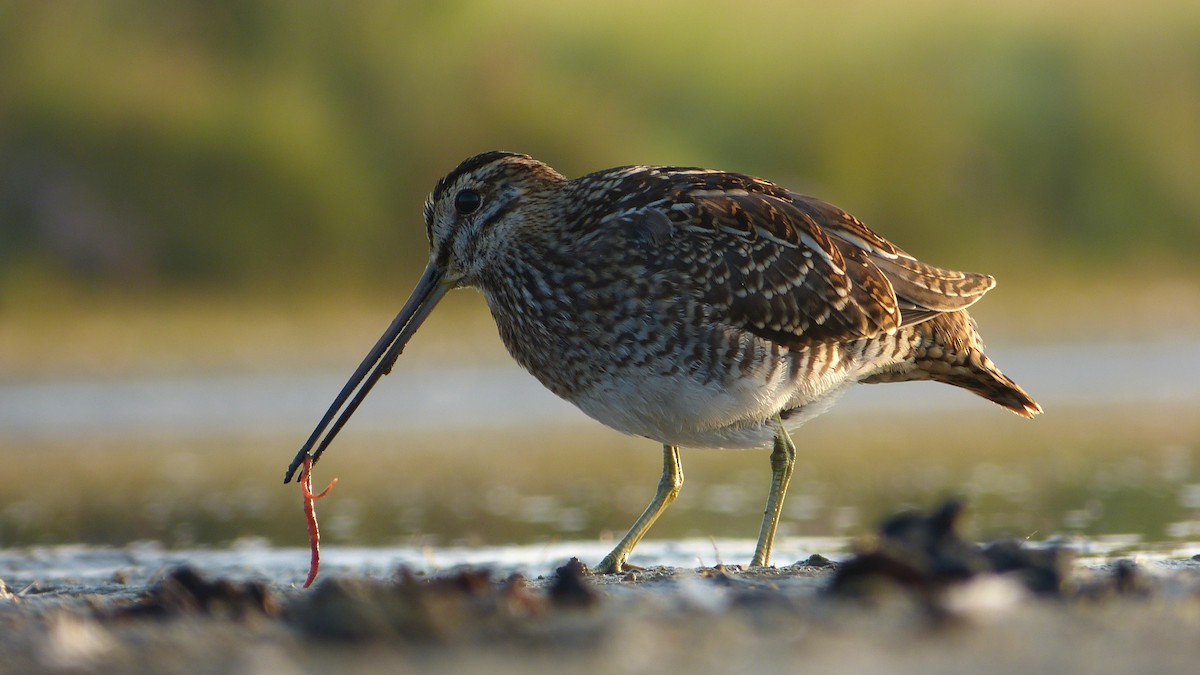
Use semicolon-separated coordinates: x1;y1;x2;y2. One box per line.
298;456;338;588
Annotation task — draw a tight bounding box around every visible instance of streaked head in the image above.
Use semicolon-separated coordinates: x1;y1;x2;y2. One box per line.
422;151;565;287
284;151;562;482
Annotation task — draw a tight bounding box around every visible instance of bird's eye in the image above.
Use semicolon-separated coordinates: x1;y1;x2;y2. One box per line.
454;189;483;215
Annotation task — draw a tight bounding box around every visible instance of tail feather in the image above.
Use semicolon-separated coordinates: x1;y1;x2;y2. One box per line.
862;310;1042;418
933;354;1043;418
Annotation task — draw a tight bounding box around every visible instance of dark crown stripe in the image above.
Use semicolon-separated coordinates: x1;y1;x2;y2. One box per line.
431;151;529;203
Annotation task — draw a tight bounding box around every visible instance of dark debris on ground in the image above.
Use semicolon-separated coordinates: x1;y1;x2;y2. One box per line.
34;499;1183;646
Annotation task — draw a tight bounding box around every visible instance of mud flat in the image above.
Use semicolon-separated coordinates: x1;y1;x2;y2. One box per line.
3;523;1200;675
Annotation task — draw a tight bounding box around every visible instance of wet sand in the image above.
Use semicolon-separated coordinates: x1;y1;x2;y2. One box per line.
3;536;1200;675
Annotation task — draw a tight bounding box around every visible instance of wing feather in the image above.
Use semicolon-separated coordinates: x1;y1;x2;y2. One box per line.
680;183;993;348
588;167;995;350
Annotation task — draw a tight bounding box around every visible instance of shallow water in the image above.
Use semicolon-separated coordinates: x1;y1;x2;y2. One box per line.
4;537;1199;593
1;340;1198;552
0;539;838;589
1;340;1198;440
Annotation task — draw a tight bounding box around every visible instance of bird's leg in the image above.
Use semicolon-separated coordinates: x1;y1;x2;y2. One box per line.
751;416;797;567
594;444;683;574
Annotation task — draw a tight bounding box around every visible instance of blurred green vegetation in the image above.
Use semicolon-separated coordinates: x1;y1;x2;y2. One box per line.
1;0;1199;301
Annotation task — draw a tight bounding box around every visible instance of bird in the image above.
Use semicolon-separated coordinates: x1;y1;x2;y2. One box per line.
284;151;1041;574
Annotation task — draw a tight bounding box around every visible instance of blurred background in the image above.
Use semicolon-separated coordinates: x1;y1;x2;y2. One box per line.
1;1;1198;556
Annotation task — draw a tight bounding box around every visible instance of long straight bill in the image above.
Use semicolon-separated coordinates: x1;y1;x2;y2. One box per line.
284;264;450;483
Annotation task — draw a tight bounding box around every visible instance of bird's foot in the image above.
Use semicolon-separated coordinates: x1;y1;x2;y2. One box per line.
593;554;643;575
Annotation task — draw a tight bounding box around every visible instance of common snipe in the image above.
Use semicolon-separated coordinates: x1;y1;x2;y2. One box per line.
285;151;1041;573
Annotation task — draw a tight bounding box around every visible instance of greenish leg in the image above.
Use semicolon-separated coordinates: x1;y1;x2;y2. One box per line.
751;415;797;567
595;444;683;574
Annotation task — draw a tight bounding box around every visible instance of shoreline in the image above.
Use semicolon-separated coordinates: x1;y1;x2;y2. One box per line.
3;540;1200;674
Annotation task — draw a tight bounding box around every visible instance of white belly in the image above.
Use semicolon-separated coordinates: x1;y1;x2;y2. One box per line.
572;351;858;449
